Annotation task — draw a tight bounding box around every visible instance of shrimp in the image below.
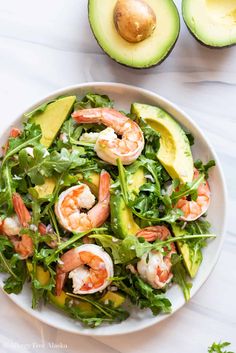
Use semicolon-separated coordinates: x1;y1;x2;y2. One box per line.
56;244;114;296
136;225;171;242
136;225;176;289
55;170;110;233
175;168;211;221
0;193;33;259
2;127;21;155
72;108;144;165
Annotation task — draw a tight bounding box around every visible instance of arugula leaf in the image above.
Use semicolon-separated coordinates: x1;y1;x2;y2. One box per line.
194;159;216;179
131;275;172;315
0;236;27;294
114;273;171;315
2;123;42;166
171;254;192;301
1;162;15;212
184;220;211;265
24;101;55;119
74;93;113;110
19;147;87;185
171;174;205;203
208;342;234;353
3;256;27;295
91;234;153;264
139;119;160;159
64;293;129;328
91;233;215;265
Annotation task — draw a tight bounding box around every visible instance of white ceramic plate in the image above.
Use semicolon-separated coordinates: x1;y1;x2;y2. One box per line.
0;82;227;336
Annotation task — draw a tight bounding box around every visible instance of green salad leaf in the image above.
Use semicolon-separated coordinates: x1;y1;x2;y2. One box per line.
18;146;87;185
208;342;234;353
0;236;27;294
74;93;113;110
171;254;192;301
65;293;129;328
139;119;160;159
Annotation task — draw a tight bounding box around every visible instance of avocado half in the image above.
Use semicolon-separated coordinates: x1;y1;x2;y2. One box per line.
88;0;180;68
182;0;236;47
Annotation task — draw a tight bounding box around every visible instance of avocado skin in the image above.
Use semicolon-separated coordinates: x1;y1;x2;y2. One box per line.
87;0;180;69
183;18;236;49
182;2;236;49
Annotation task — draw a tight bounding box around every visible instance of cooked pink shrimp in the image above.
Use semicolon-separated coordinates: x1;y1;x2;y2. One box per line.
72;108;144;165
175;168;211;221
0;193;33;259
136;225;171;242
136;226;176;289
55;170;110;232
56;244;114;296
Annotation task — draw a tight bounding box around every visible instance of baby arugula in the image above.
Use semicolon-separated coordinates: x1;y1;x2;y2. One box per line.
208;342;234;353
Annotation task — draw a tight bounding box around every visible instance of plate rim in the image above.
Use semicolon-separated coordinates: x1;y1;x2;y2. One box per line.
0;82;228;336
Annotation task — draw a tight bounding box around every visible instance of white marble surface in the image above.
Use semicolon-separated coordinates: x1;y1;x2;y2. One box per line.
0;0;236;352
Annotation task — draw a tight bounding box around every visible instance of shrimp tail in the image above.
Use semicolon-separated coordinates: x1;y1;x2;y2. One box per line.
55;248;83;296
98;170;111;202
136;225;171;242
55;270;67;296
12;193;31;227
88;170;111;228
72;108;106;124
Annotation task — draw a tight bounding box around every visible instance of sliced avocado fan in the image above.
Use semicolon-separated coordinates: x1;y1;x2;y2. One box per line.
88;0;180;68
182;0;236;47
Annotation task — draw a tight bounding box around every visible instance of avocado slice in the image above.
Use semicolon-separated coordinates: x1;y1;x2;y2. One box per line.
111;167;145;238
131;103;194;183
182;0;236;47
26;261;51;285
30;96;76;147
77;172;100;197
88;0;180;68
100;291;125;308
171;224;202;278
30;177;56;199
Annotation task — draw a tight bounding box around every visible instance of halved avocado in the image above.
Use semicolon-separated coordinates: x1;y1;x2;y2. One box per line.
182;0;236;47
131;103;194;183
111;167;145;238
30;96;76;147
88;0;180;68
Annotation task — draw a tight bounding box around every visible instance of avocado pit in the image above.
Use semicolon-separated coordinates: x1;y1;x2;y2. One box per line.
113;0;157;43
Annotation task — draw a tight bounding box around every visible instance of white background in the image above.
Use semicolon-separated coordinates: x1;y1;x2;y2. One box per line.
0;0;236;352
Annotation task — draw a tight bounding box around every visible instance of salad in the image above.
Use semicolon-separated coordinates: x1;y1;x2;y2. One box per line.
0;93;215;328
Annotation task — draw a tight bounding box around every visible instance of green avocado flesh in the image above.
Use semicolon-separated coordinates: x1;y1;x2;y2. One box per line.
131;103;194;183
182;0;236;47
111;167;146;238
30;96;76;147
171;224;202;278
88;0;180;68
